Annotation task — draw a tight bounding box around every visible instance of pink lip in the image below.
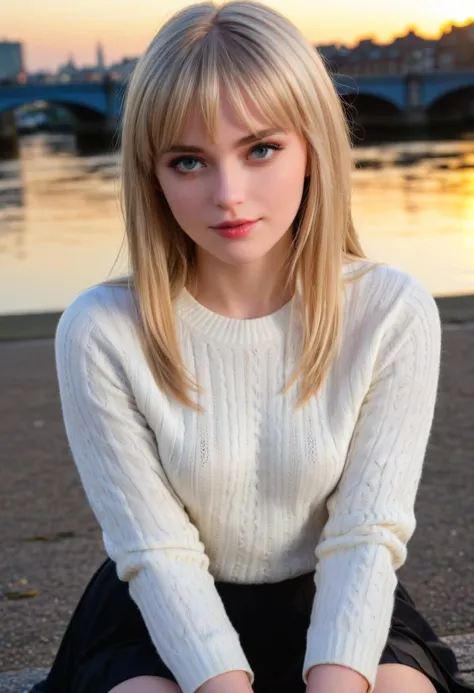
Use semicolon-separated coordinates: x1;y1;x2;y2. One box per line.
212;219;259;239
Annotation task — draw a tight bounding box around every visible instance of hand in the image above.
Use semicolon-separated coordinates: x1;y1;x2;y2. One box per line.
196;670;253;693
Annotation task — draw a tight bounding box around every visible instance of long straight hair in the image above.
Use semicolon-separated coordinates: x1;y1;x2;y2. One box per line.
107;0;366;409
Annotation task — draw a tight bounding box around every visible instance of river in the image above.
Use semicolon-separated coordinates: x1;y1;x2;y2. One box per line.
0;133;473;315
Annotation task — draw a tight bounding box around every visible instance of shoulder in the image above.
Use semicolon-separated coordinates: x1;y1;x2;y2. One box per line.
342;259;440;344
55;282;140;358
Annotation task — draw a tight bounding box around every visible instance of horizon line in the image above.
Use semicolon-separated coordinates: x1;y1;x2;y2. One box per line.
6;15;474;72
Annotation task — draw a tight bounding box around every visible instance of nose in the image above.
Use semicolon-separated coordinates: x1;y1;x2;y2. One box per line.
212;163;244;211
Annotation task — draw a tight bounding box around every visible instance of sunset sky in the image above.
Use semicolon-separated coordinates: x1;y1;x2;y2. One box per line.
2;0;474;72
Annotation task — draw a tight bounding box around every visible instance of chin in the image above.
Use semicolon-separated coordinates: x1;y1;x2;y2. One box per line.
214;247;271;266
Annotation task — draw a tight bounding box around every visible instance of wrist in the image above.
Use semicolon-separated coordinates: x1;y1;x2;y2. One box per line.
306;664;369;693
196;669;253;693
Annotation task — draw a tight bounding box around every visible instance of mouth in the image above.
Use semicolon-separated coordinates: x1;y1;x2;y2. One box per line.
212;218;258;229
211;219;260;239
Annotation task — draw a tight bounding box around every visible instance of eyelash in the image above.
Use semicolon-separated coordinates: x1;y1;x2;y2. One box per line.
168;142;283;174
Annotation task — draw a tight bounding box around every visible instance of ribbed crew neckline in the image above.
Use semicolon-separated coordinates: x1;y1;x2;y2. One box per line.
175;289;295;345
174;260;367;346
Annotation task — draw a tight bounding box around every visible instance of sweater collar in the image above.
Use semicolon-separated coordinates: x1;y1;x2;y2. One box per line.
175;289;296;346
174;260;367;346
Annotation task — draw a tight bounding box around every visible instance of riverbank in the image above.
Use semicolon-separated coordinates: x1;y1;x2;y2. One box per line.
1;293;474;342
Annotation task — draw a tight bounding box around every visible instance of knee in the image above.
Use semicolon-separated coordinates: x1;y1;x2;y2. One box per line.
374;663;437;693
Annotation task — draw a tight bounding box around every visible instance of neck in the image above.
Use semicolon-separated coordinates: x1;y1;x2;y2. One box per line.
191;235;293;319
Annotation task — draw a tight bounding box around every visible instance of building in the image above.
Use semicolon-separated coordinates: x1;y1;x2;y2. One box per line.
57;56;78;82
0;41;25;84
316;43;350;73
27;71;54;85
71;67;107;82
391;30;437;73
340;39;401;76
338;31;437;76
109;57;138;82
55;49;108;83
436;21;474;70
314;19;474;77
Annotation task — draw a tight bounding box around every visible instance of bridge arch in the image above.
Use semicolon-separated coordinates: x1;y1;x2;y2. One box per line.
1;100;107;130
341;92;403;115
336;75;406;110
427;85;474;122
423;72;474;108
0;83;122;157
336;90;403;138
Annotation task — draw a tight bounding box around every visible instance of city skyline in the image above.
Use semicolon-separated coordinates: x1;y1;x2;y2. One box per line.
2;0;474;72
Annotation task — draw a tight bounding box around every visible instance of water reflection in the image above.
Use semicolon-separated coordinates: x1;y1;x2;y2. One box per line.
0;133;473;315
0;157;25;262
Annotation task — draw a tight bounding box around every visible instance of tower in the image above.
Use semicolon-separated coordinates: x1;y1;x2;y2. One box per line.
97;42;105;70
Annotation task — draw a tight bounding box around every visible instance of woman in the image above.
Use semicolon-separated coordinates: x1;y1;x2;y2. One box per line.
30;2;472;693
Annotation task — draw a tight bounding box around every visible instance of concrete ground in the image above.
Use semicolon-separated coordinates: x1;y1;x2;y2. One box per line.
0;323;473;689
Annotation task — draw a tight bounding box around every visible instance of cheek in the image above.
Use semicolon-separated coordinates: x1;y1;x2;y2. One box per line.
266;161;306;216
161;181;203;227
275;166;305;193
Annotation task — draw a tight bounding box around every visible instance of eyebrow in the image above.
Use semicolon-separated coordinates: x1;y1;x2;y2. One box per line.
163;128;285;154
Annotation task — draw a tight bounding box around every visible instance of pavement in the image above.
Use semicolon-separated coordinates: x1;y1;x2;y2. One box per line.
1;323;474;690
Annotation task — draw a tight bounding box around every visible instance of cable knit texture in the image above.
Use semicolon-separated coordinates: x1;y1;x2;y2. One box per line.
54;260;441;693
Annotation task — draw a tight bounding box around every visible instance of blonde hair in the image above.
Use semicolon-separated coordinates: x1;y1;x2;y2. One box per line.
108;0;366;409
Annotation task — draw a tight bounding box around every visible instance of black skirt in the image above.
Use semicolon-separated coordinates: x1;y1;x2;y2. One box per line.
30;558;472;693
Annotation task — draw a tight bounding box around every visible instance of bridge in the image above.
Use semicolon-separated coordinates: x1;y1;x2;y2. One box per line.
0;80;123;124
336;70;474;126
1;70;473;155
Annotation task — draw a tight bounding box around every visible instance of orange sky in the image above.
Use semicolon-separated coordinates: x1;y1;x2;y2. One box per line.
2;0;474;71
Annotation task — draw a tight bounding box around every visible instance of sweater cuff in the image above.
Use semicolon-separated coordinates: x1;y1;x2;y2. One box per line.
174;633;254;693
303;626;384;693
127;561;255;693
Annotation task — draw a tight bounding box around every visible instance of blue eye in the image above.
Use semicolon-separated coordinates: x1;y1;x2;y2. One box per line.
250;143;282;159
171;157;203;173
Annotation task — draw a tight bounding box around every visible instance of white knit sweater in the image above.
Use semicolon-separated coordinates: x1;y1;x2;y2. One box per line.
55;260;441;693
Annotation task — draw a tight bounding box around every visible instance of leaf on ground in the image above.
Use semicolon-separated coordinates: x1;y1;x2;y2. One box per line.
4;589;39;600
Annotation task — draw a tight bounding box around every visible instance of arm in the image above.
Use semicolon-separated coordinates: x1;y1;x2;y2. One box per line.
303;281;441;693
55;297;253;693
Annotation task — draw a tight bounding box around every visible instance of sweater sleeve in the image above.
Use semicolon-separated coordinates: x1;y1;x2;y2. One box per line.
54;299;253;693
302;281;442;692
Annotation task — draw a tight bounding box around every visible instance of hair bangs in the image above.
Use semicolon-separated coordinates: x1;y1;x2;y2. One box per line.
148;27;306;158
214;26;308;135
148;51;204;157
219;59;301;137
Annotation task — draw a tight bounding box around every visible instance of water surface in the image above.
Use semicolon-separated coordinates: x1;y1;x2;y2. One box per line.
1;134;473;315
